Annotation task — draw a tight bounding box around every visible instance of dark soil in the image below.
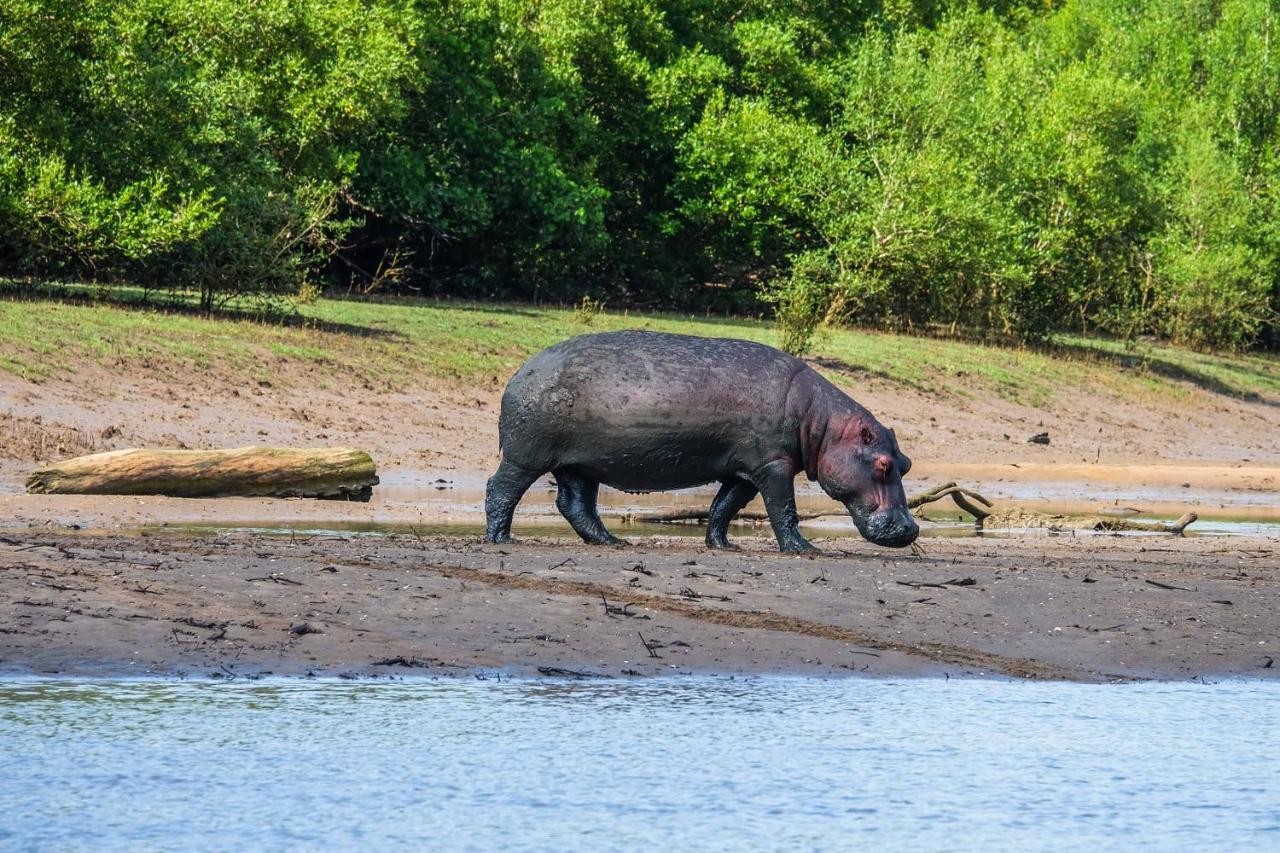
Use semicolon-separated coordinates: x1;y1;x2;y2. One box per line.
2;529;1275;681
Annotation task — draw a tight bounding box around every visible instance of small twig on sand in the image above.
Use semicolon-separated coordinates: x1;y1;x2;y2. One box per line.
896;577;976;590
247;574;302;586
374;656;432;668
638;632;662;658
537;666;607;679
1145;579;1194;592
174;616;228;630
600;594;649;619
678;587;729;602
28;579;84;592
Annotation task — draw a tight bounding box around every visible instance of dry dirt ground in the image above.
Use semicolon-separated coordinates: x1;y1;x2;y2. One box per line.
0;529;1275;682
2;352;1278;491
0;351;1277;681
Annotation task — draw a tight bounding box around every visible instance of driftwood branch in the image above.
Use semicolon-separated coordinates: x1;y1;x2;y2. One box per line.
1093;511;1199;535
906;482;992;522
636;481;995;525
635;482;1200;537
26;446;378;501
638;508;788;524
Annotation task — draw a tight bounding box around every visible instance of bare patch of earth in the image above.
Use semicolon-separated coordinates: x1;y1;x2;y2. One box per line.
1;339;1275;682
1;351;1277;496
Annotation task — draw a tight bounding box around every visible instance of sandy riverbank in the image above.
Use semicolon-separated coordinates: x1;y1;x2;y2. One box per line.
2;523;1275;682
2;318;1277;682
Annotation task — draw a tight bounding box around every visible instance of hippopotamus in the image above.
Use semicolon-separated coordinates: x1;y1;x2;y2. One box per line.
484;330;918;551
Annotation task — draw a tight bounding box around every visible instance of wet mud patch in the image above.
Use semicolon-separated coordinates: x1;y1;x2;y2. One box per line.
1;529;1275;682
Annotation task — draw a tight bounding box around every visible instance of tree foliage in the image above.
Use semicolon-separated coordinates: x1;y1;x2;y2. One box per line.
0;0;1276;349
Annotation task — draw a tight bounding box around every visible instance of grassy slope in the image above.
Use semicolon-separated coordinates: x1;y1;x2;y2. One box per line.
0;284;1277;407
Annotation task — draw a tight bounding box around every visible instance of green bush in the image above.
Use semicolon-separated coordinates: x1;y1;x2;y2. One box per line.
0;0;1276;348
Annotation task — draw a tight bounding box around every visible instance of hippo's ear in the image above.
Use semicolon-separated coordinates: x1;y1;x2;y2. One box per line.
860;424;875;445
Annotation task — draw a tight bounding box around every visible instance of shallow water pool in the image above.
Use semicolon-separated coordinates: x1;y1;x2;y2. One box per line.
2;677;1277;850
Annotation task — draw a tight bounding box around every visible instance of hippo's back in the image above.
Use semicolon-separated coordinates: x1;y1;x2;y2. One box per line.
497;331;804;489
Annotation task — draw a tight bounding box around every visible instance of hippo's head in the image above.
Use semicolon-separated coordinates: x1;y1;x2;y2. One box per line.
814;420;919;548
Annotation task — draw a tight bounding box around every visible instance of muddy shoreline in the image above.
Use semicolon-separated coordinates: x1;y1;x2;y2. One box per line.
3;522;1275;682
2;357;1278;683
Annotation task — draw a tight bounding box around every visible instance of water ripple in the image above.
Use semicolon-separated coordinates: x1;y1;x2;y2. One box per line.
1;677;1278;851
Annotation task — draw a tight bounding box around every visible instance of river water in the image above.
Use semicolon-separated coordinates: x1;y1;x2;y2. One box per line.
2;677;1278;851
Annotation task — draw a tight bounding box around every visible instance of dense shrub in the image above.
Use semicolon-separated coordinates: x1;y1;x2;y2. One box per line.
0;0;1275;348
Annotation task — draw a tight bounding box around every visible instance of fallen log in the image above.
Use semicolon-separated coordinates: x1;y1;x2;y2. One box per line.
1166;511;1199;536
636;508;797;524
26;446;378;501
1093;511;1199;536
634;483;1200;538
984;508;1200;535
635;481;996;525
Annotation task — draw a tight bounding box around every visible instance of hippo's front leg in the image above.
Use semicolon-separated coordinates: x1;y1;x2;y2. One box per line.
750;459;815;553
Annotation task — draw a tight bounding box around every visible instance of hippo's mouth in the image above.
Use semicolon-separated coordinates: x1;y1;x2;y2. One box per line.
846;503;919;548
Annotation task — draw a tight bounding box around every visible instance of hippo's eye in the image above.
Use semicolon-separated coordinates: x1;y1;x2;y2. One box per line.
860;425;875;445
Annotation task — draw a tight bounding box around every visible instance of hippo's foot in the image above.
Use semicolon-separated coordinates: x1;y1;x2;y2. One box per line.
485;533;515;545
581;532;627;546
777;537;817;553
704;534;738;550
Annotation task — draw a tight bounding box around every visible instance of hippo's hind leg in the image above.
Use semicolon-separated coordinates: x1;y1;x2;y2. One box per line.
553;470;624;546
705;479;758;549
750;460;815;553
485;459;542;543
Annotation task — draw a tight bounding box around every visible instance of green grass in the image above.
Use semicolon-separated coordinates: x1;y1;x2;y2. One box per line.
0;279;1276;407
1054;335;1280;400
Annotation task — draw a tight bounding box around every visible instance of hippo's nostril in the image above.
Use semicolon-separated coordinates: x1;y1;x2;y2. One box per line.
874;455;891;478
